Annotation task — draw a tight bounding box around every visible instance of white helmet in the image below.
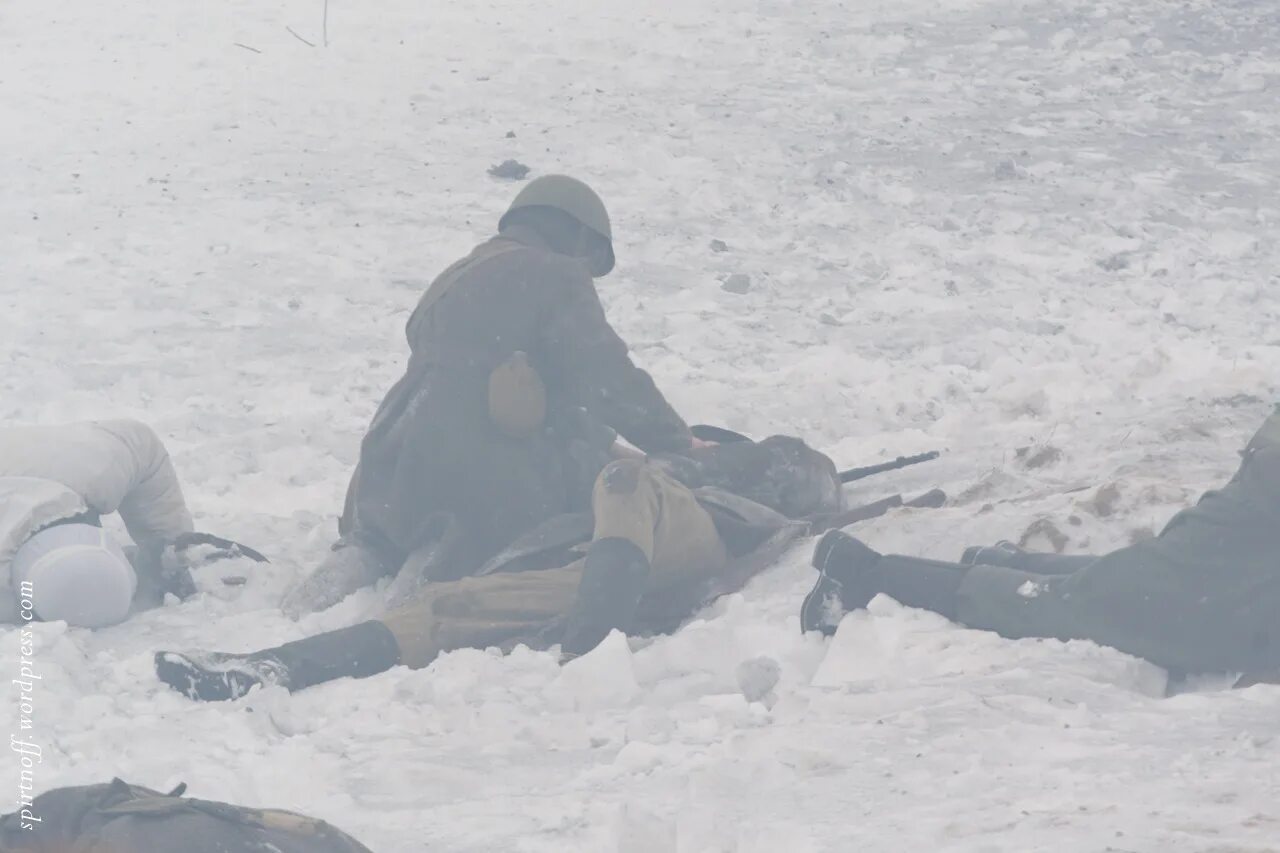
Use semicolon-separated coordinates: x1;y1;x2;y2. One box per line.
11;523;136;628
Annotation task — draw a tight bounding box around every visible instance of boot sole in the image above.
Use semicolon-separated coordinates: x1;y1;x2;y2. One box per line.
155;651;262;702
800;571;843;636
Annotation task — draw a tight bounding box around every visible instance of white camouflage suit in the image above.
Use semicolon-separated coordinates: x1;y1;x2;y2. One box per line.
0;420;194;624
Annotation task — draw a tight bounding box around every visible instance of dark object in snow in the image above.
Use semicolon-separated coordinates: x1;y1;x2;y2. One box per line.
709;239;729;252
488;159;530;180
156;621;400;702
808;489;946;535
155;650;284;702
560;537;652;657
839;450;940;484
505;130;516;138
721;273;751;294
802;531;966;634
0;778;375;852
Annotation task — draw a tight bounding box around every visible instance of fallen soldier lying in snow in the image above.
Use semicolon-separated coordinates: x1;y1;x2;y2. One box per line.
0;778;372;853
156;435;926;701
802;405;1280;688
0;419;261;629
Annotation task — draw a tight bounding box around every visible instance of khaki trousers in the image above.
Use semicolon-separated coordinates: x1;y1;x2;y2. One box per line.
381;459;729;668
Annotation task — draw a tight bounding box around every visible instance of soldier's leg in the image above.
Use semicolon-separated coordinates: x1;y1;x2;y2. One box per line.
805;529;1144;652
954;529;1279;674
591;458;729;576
962;442;1280;674
959;542;1098;575
155;620;401;702
561;459;729;656
159;564;586;701
380;564;583;668
805;525;1273;675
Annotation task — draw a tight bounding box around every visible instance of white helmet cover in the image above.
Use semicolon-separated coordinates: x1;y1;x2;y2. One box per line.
11;523;136;628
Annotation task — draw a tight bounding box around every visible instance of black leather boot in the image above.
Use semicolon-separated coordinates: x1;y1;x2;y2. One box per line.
560;538;652;658
802;530;883;635
802;531;968;635
156;621;401;702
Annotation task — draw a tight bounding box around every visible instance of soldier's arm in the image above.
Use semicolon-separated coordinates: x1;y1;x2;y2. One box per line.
92;420;196;548
540;266;693;454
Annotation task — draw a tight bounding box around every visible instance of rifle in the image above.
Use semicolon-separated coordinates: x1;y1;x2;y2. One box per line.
690;424;941;486
839;451;940;483
169;532;269;564
808;488;946;533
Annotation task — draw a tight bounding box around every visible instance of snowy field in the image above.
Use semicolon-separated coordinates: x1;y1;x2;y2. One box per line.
3;0;1280;849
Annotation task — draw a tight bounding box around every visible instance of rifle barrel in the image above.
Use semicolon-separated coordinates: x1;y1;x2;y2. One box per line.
839;450;940;484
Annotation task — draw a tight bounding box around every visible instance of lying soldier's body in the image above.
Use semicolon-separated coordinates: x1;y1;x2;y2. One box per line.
803;406;1280;686
156;439;847;701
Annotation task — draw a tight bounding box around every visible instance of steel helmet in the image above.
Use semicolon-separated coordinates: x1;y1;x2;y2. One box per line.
499;174;615;276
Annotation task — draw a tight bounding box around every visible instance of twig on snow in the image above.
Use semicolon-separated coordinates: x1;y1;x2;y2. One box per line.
233;42;262;54
323;0;330;46
286;26;316;47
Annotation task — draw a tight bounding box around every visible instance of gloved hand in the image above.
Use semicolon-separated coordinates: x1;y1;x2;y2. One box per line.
141;533;269;601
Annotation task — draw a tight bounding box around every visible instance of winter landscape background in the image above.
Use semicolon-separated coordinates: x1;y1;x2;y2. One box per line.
3;0;1279;849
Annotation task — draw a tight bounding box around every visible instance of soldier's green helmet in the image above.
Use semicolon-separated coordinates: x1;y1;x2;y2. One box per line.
499;174;615;276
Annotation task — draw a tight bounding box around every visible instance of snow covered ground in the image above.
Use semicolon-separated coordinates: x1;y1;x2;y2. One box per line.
3;0;1280;848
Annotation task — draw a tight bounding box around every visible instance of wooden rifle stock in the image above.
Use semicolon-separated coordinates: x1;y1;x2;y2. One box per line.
809;488;946;533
